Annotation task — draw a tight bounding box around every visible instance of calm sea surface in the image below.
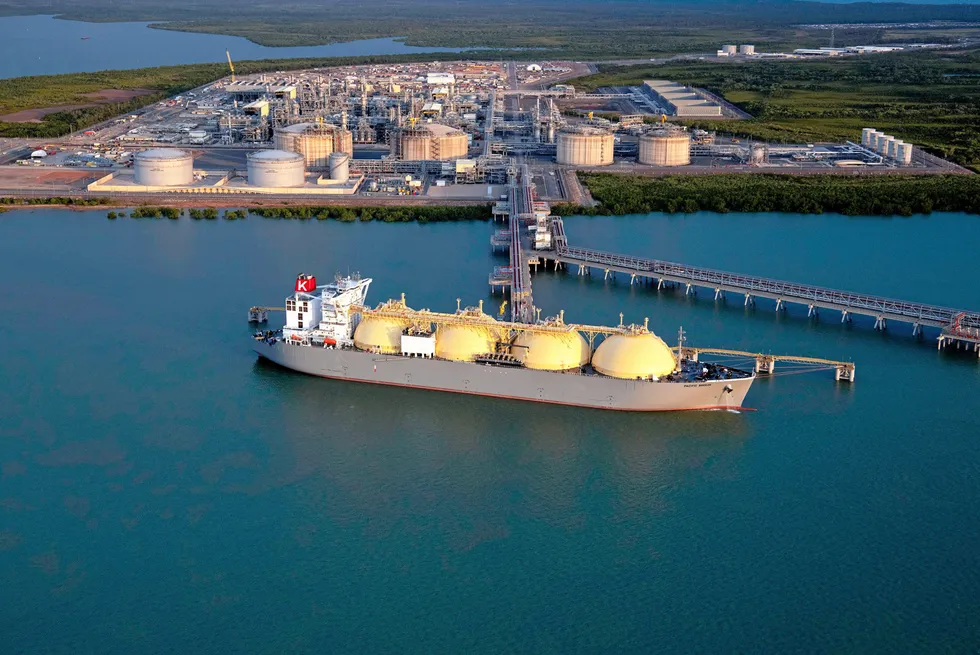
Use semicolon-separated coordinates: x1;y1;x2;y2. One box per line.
0;15;475;79
1;209;979;653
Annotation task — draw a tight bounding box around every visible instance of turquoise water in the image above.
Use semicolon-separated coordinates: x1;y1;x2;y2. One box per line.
1;209;979;652
0;15;476;79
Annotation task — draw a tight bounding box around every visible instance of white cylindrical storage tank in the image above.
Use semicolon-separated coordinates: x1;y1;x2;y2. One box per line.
861;128;875;148
134;148;193;186
867;130;881;152
556;129;615;166
247;150;305;188
328;152;350;182
888;139;902;159
897;142;913;165
878;135;894;156
638;130;691;166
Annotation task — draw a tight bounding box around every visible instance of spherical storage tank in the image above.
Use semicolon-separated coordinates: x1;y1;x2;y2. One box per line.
638;129;691;167
510;331;591;371
556;129;614;166
435;324;502;361
591;330;676;380
247;150;305;188
353;316;412;354
134;148;193;186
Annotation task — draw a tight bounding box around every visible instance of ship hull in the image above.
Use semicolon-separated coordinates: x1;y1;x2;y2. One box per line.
254;341;754;412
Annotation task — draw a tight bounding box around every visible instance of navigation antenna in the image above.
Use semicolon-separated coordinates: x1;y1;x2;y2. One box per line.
675;326;687;373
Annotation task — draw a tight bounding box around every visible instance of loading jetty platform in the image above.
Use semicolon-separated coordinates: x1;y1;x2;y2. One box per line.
487;165;978;362
488;165;856;381
545;216;980;356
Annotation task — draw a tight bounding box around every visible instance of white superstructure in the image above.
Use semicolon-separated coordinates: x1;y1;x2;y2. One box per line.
282;273;372;345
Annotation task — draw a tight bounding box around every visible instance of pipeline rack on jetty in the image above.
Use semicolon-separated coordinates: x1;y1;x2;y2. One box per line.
543;217;980;356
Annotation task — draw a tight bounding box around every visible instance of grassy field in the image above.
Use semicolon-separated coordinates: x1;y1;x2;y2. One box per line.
571;50;980;170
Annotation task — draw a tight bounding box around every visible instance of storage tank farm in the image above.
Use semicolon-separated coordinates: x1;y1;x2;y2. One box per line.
638;127;691;166
134;148;194;186
246;150;305;188
556;128;615;166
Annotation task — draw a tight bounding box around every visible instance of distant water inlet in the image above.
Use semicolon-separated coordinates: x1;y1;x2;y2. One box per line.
0;15;480;78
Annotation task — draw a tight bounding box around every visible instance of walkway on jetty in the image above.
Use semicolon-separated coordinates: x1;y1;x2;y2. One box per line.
546;217;980;355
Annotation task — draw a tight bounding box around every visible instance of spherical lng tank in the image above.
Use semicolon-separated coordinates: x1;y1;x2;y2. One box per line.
591;331;677;380
638;130;691;166
133;148;193;186
328;152;350;182
246;150;305;188
510;331;591;371
435;324;500;361
556;129;614;166
353;316;413;354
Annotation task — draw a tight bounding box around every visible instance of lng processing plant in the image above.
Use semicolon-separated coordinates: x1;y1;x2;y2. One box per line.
0;59;968;201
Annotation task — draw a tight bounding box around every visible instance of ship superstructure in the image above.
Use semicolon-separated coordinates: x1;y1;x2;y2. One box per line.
255;273;757;412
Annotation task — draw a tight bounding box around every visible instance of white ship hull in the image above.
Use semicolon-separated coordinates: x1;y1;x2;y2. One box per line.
254;341;755;412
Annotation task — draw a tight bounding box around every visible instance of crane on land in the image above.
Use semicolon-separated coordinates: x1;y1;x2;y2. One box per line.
226;50;236;83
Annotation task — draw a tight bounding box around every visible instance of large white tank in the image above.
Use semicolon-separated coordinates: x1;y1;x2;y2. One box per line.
134;148;193;186
556;129;614;166
878;135;895;157
328;152;350;182
274;123;335;169
638;129;691;166
897;141;913;165
247;150;305;188
861;128;875;148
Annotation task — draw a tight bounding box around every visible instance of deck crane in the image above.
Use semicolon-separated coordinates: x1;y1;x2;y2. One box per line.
226;50;236;83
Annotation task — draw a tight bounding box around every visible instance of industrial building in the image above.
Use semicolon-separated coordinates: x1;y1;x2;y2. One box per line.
641;81;723;117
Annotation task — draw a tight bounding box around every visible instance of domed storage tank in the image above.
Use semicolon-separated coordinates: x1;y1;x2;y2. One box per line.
510;331;591;371
592;331;676;380
328;152;350;182
134;148;193;186
435;324;500;361
426;123;469;160
638;129;691;166
556;129;614;166
274;123;336;169
393;128;432;160
353;316;412;354
333;128;354;157
247;150;305;188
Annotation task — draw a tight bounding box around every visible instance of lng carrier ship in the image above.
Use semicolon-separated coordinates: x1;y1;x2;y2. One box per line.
252;273;755;411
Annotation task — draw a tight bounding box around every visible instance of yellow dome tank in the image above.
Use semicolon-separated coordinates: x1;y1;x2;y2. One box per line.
591;331;676;380
510;331;591;370
353;316;411;354
435;324;499;361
